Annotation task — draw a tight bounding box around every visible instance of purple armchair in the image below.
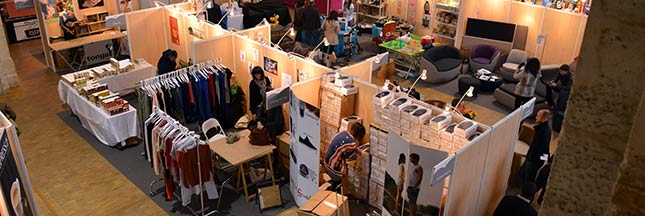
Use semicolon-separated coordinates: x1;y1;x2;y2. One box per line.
469;44;500;73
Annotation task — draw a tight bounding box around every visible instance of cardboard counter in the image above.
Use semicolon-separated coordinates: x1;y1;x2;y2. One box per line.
298;191;349;216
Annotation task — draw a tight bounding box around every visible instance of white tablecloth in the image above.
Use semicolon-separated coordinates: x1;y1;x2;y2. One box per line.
58;81;138;146
97;61;155;94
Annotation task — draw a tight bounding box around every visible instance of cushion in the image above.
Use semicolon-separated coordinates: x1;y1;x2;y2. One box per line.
472;57;490;64
434;58;461;72
503;62;519;71
499;83;516;94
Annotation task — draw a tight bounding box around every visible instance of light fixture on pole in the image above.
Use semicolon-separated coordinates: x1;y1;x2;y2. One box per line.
452;86;474;114
308;37;329;59
154;0;168;7
216;9;235;25
406;69;427;95
275;27;296;48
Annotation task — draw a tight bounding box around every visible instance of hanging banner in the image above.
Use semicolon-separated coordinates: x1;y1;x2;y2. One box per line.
12;19;40;42
266;86;290;110
289;91;321;207
520;97;536;120
431;154;455;186
83;39;113;66
169;16;180;45
0;129;34;216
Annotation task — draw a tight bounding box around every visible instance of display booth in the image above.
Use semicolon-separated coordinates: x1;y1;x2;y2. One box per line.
376;0;589;65
0;112;38;216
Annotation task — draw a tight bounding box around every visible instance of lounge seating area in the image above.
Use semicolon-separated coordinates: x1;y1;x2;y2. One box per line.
420;45;462;84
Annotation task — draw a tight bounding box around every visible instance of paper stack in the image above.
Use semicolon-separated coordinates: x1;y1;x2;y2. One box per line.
369;154;386;208
372;90;394;126
422;114;452;149
368;180;384;208
440;124;458;154
385;97;412;135
453;120;479;152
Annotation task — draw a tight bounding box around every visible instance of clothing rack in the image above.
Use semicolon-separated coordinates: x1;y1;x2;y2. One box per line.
146;107;216;216
137;58;225;87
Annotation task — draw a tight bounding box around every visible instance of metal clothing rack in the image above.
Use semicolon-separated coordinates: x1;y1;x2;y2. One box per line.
146;107;219;216
136;57;225;88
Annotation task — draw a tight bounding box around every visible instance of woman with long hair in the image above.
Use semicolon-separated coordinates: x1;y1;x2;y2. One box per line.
395;153;406;212
322;10;341;67
249;66;272;121
513;58;541;109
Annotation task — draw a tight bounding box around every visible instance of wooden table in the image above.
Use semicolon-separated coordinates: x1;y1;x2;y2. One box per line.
49;31;127;72
208;130;276;201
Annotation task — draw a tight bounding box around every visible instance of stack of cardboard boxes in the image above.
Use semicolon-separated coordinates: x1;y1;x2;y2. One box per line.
319;85;356;156
453;120;478;152
422;114;452;150
440;123;458;154
408;108;432;146
384;97;411;136
400;104;419;141
372;90;394;126
346;145;370;201
368;124;387;208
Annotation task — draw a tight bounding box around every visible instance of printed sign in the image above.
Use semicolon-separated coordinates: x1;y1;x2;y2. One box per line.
13;19;40;42
431;154;455;186
289;91;321;207
521;98;536;120
83;40;113;65
169;16;180;45
0;129;34;216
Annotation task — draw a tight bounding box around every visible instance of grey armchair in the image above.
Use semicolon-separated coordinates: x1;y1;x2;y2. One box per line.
499;49;528;82
469;44;500;73
420;45;462;84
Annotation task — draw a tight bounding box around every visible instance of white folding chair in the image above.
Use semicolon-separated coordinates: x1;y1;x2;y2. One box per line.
202;118;226;142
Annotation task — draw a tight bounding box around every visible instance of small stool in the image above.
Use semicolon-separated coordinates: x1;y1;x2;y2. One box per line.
458;77;481;97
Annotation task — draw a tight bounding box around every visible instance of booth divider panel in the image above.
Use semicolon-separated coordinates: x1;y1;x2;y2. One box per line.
192;34;235;68
539;9;583;65
340;59;372;83
295;58;332;80
126;8;167;67
262;46;295;89
445;130;491;216
183;16;210;57
476;0;510;23
476;109;522;216
508;2;545;58
233;34;264;112
456;0;478;48
238;24;271;44
291;77;322;108
352;80;377;144
573;15;588;61
164;7;189;62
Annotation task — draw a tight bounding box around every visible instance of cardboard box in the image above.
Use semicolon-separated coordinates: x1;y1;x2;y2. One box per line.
298;191;349;216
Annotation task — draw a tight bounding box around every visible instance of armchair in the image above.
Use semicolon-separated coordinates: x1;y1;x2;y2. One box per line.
420;45;462;83
469;44;500;73
499;49;528;82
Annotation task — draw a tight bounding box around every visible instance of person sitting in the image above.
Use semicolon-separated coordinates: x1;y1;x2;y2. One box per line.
324;122;366;189
546;64;573;109
157;49;178;75
59;11;84;40
493;183;538;216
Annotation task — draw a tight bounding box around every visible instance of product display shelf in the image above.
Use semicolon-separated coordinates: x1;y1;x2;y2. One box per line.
78;11;110;37
320;85;357;128
432;1;461;45
368;123;387;209
357;1;387;23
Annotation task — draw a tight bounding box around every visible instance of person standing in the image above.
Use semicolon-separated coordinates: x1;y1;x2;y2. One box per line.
293;0;306;42
407;153;423;216
519;109;552;185
324;123;366;189
249;66;272;122
493;183;538;216
60;11;82;40
395;153;406;212
300;0;322;46
157;49;178;75
535;154;554;205
513;58;541;109
322;11;340;67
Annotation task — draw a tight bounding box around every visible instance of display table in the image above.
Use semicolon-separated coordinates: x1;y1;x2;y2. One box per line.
208;129;276;201
58;81;138;146
49;30;127;72
96;60;155;94
475;74;503;92
379;34;425;78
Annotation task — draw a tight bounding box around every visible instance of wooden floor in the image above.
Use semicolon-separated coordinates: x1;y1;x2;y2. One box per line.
1;40;166;215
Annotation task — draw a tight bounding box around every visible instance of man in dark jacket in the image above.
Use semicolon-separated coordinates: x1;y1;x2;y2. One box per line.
293;0;306;42
493;183;538;216
157;49;178;75
546;64;573;107
206;1;223;26
535;154;554;205
300;0;321;46
519;109;552;185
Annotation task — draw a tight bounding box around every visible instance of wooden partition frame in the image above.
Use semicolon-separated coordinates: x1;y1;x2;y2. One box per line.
537;8;583;64
290;76;322;107
126;7;167;66
233;34;264;112
192;33;235;68
340;57;373;83
444;129;492;216
236;21;272;45
475;108;522;216
163;7;189;62
262;45;296;89
295;58;332;81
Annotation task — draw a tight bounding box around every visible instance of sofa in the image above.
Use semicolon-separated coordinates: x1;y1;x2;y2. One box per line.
420;45;462;84
469;44;500;73
493;64;560;114
498;49;528;82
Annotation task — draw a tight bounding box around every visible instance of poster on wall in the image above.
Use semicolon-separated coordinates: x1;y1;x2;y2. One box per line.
289;91;321;207
83;39;113;65
263;57;278;75
116;0;132;13
0;129;34;216
297;69;309;82
39;0;58;20
78;0;104;9
382;133;446;216
169;16;180;45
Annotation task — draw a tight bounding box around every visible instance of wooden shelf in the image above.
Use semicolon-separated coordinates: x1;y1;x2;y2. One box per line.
435;7;459;14
358;12;387;20
436;20;457;28
433;33;455;40
359;3;385;9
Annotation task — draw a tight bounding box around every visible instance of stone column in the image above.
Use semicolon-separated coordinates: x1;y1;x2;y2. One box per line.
540;0;645;215
0;19;18;95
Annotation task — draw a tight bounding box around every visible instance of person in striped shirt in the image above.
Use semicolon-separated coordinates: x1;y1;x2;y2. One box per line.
324;123;366;173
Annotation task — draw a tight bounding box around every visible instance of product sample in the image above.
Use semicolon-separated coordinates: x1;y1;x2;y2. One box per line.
372;90;394;126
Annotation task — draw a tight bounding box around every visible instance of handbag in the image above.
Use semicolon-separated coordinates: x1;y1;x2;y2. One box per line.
249;127;271;146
